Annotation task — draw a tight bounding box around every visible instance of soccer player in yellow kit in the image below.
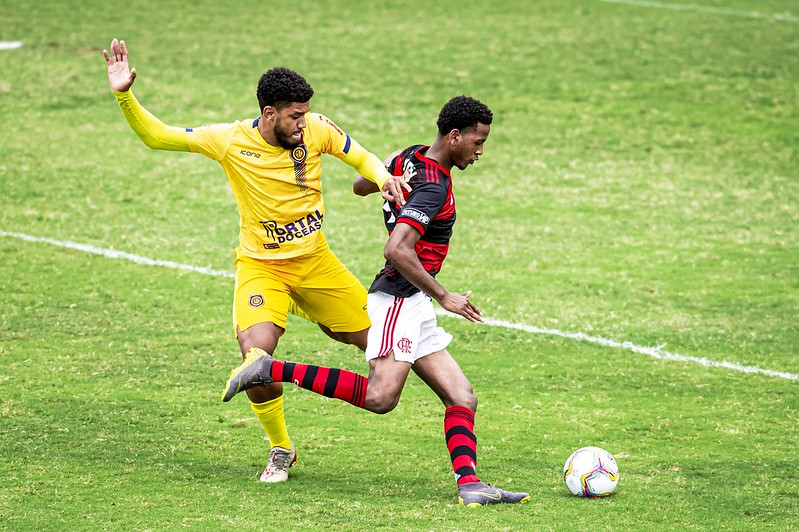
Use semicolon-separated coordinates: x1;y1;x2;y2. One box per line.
104;38;408;482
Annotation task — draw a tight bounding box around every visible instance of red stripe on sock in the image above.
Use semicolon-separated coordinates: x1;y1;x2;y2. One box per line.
312;366;330;394
332;369;368;408
289;363;308;386
270;359;284;382
447;433;476;449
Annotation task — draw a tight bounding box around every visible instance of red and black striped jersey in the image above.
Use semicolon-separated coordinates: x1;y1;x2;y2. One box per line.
369;145;456;298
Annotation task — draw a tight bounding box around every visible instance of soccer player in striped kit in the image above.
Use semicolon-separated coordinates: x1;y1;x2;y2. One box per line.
223;96;530;507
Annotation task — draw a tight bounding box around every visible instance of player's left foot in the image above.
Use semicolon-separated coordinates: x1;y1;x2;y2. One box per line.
259;443;297;483
457;481;531;507
221;347;274;402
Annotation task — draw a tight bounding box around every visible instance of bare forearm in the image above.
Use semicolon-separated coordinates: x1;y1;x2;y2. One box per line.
385;246;447;301
353;175;379;196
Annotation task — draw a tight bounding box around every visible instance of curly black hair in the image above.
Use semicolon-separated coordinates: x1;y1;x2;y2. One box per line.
436;96;493;136
257;67;314;111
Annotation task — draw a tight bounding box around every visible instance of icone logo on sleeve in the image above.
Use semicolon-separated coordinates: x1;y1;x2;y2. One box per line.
319;115;344;136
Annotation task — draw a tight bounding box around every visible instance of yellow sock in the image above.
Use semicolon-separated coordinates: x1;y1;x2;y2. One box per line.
250;395;291;450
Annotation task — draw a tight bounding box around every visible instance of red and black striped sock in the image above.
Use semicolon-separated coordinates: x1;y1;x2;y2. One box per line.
269;360;368;409
444;405;480;485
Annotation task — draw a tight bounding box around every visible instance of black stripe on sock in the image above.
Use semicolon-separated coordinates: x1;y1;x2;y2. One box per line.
445;426;477;443
450;445;477;463
323;368;340;398
301;364;319;390
282;362;295;383
455;465;476;477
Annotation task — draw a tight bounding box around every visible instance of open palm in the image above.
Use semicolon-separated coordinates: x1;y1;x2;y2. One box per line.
103;38;137;92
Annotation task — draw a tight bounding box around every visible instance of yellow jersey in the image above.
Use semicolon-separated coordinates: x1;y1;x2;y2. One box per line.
112;89;391;261
187;114;362;259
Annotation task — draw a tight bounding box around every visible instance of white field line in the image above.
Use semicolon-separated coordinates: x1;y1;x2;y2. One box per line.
599;0;798;22
0;41;23;50
0;230;233;279
438;310;798;381
3;229;797;382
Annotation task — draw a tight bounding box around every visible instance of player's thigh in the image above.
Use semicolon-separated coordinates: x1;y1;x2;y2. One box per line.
412;349;476;410
291;248;369;333
364;353;413;413
233;250;293;336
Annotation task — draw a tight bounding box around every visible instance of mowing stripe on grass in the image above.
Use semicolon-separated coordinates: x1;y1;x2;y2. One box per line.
599;0;798;22
3;229;797;381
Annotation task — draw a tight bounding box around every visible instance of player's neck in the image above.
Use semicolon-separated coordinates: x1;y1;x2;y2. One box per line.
425;140;453;171
257;120;280;147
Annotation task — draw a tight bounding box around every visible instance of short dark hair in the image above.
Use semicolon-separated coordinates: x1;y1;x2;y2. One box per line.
436;96;493;135
257;67;314;111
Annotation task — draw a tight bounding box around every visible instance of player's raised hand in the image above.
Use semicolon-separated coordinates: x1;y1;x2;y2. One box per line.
381;173;411;208
103;38;137;92
439;290;484;323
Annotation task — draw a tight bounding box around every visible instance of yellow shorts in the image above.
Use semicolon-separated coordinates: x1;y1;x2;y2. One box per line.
233;238;370;335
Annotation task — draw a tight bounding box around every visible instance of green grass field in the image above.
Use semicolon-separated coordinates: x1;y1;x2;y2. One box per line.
1;0;797;529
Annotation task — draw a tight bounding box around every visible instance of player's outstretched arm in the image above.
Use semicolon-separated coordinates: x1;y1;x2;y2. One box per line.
103;38;137;92
103;38;190;152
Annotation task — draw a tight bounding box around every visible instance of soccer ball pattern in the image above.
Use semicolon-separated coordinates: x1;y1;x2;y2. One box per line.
563;446;619;497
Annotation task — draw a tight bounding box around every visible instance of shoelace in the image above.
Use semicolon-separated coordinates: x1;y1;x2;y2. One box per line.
268;449;293;471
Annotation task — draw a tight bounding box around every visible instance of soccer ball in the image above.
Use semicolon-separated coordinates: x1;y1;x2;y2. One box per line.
563;446;619;497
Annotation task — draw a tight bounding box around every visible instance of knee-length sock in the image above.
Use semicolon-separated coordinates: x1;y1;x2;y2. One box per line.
250;395;291;450
270;360;368;409
444;405;481;485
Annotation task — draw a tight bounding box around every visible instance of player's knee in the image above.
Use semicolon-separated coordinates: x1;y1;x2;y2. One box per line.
447;385;477;412
364;392;400;414
237;323;281;356
467;391;478;412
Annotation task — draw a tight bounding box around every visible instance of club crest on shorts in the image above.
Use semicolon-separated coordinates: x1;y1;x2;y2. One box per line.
249;294;264;308
397;337;413;354
290;145;308;163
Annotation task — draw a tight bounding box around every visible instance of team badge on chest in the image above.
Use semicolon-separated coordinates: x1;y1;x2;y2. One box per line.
290;145;308;163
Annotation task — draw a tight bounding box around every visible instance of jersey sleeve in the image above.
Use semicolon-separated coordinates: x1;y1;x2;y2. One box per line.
310;113;390;189
385;151;404;176
113;90;190;151
396;182;447;235
185;122;236;161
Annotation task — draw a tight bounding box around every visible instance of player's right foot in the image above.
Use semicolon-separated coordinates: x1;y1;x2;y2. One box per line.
260;443;297;483
457;481;531;507
221;347;274;402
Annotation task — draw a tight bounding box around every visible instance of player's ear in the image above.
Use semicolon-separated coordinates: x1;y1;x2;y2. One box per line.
262;105;276;122
448;129;461;145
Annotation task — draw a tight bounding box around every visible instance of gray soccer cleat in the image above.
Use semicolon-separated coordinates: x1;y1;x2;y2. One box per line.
457;481;531;507
221;347;274;402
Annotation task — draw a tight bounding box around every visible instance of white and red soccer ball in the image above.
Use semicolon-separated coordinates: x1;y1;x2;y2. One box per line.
563;446;619;497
